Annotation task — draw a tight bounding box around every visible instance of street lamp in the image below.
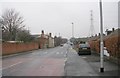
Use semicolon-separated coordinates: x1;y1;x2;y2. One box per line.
72;22;74;38
99;0;104;72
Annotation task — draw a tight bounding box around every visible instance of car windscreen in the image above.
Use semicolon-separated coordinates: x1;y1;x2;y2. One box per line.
79;44;90;48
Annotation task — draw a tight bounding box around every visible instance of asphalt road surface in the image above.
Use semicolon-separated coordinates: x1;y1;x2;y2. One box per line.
1;44;119;76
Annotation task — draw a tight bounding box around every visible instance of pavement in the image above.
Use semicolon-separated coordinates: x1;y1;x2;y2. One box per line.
65;47;119;76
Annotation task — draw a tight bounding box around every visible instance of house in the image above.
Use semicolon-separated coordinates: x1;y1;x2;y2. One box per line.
48;33;54;48
39;30;49;49
31;30;55;49
105;28;115;36
54;36;62;47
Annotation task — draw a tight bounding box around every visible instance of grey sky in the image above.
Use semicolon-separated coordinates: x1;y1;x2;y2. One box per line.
0;0;118;39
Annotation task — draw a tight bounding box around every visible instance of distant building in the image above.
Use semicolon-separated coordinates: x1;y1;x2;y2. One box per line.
39;30;49;49
48;33;54;48
105;28;115;35
32;30;55;49
33;30;48;49
105;28;120;38
54;36;62;47
61;38;67;44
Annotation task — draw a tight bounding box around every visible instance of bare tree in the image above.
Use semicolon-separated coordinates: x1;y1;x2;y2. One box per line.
0;9;25;41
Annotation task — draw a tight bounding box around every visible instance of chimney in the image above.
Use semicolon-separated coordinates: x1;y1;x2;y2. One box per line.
99;33;100;36
112;28;115;32
95;34;97;37
42;30;44;35
105;29;108;35
105;29;112;35
54;36;57;38
41;30;44;38
106;29;108;32
49;33;51;37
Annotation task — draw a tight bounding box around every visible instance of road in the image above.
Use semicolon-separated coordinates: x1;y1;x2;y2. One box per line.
2;44;119;76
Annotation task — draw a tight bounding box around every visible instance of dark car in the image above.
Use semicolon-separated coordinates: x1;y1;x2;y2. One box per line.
78;43;91;55
60;44;64;46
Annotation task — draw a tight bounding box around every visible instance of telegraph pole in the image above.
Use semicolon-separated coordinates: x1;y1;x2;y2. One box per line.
99;0;104;72
59;33;60;37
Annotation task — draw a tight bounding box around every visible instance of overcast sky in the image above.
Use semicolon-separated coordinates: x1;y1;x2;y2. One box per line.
0;0;119;39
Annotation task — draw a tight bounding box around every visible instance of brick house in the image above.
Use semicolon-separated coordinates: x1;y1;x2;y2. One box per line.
31;30;55;49
48;33;54;48
39;30;48;49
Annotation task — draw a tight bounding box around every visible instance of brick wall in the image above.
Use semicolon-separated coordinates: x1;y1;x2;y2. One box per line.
2;42;39;55
89;35;120;58
89;39;100;53
104;35;120;58
0;43;2;56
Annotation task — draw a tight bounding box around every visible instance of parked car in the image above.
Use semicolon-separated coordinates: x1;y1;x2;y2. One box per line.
78;43;91;55
60;44;64;46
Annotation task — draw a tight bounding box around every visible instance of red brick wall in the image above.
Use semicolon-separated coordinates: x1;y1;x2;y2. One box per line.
89;35;120;58
0;43;2;55
104;35;119;58
89;39;100;53
39;37;48;49
2;42;39;55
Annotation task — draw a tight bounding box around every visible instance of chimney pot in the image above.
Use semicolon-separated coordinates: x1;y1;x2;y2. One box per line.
99;33;100;36
42;30;44;34
49;33;51;37
112;28;115;32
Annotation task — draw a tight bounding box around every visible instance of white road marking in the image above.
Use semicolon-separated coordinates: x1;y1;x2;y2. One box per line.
66;51;67;55
61;52;63;54
82;57;87;59
43;52;48;54
1;61;23;70
56;52;59;54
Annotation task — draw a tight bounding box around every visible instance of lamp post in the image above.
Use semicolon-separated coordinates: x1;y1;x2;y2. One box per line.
99;0;104;72
72;22;74;38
